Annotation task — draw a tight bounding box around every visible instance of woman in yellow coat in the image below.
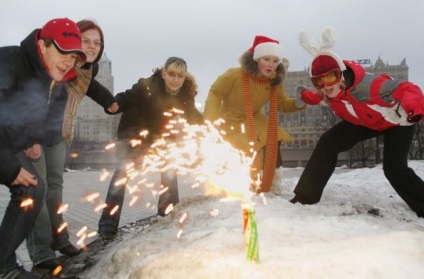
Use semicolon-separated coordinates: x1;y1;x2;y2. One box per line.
204;35;305;193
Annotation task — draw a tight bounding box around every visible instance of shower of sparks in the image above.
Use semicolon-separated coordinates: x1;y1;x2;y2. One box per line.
76;109;259;246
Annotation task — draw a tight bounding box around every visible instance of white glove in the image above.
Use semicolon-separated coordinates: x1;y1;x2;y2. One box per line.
295;85;306;108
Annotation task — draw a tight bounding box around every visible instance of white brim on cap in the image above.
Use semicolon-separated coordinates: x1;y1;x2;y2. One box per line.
253;42;282;62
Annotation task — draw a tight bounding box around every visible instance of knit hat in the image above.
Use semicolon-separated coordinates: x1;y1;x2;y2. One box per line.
249;35;282;62
40;18;86;61
311;55;340;76
299;25;345;77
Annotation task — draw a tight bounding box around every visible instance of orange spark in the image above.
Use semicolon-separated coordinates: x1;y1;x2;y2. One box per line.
100;170;109;181
129;196;138;206
77;234;86;246
176;229;183;239
139;130;149;137
114;177;127;187
164;204;174;215
105;143;115;150
179;212;187;223
77;226;87;237
52;266;63;276
127;185;138;194
58;222;68;233
172;108;184;114
110;205;119;215
130;139;142;147
20;198;33;208
57;204;69;214
210;208;220;217
158;187;169;196
85;192;100;202
95;203;107;212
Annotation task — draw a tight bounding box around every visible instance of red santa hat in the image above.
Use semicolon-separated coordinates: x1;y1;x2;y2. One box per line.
249;35;282;62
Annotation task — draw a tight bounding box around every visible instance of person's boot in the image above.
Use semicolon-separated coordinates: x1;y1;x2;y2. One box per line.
58;244;82;256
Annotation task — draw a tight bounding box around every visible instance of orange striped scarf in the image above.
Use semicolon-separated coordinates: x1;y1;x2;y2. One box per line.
63;66;92;144
242;71;278;193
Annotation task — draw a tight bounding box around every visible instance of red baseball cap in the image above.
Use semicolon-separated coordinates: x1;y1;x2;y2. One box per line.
40;18;87;61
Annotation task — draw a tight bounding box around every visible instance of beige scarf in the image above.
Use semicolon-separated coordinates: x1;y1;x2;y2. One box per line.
242;70;278;193
63;66;93;144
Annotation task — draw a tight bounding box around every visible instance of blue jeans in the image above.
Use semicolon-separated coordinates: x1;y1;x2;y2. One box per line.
26;141;70;264
98;158;179;234
0;152;45;273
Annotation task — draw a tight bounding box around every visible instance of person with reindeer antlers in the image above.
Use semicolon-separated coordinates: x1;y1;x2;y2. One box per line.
290;26;424;218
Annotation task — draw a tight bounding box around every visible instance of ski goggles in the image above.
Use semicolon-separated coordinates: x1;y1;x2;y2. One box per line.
311;69;342;89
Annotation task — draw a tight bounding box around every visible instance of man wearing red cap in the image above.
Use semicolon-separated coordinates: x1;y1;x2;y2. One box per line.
291;27;424;218
0;17;85;278
204;35;305;193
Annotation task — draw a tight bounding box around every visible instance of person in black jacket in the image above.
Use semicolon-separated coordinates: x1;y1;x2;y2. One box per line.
0;18;86;278
26;19;119;272
98;56;204;240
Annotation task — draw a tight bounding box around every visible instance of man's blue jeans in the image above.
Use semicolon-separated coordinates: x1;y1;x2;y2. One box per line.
26;141;70;265
0;152;44;273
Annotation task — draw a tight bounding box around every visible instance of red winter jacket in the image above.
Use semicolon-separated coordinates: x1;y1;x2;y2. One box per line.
302;60;424;131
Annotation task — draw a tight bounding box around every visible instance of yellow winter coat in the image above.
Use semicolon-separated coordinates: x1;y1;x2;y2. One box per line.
204;67;304;167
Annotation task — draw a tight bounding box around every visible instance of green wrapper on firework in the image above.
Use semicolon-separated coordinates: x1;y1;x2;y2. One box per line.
242;202;259;263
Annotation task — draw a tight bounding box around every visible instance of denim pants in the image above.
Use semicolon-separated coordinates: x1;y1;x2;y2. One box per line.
98;158;179;234
293;121;424;216
26;141;70;264
0;152;45;273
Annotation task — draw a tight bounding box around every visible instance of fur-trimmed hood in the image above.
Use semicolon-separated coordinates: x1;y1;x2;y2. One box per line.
239;51;287;88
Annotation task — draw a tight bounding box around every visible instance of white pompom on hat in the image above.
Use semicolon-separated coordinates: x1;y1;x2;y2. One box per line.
249;35;283;62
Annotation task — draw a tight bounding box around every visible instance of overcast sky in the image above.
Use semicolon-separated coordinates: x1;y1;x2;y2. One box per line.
1;0;423;105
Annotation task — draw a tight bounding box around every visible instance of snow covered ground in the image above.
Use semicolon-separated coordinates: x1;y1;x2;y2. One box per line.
79;161;424;279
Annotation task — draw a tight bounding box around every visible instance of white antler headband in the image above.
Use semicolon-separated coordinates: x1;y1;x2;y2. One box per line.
299;25;346;74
